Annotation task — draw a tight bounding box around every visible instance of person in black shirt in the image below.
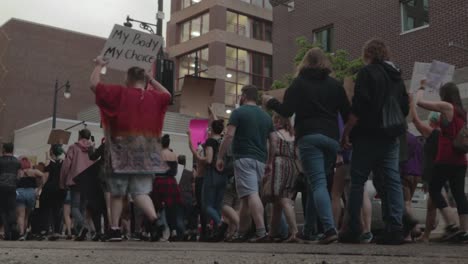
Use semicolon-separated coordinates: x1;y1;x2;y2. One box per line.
264;48;351;244
0;143;21;240
340;39;409;245
189;120;227;242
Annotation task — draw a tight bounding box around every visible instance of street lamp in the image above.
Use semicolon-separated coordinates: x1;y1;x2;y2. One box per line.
52;80;71;129
124;15;158;35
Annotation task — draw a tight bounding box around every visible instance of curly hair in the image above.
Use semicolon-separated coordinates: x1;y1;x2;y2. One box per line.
362;38;390;63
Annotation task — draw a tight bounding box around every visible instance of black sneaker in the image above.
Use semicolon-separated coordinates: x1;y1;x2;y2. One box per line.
48;234;60;241
338;231;361;244
150;221;165;242
91;233;102;242
130;232;142;241
318;228;338;245
74;227;88;241
376;230;405;245
108;229;123;242
441;225;461;241
211;223;229;242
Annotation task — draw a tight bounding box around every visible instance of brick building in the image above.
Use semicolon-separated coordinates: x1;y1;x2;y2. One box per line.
272;0;468;83
166;0;273;112
0;19;124;141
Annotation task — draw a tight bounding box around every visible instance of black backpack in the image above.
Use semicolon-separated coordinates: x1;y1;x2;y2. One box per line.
379;66;407;138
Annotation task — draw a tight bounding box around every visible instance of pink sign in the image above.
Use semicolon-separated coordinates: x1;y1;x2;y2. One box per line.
189;119;209;149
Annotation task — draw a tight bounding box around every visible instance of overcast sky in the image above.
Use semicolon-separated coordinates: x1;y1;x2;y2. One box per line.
0;0;171;39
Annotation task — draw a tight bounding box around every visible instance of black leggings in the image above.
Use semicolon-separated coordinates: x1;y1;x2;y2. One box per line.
40;191;65;234
430;164;468;215
0;186;18;239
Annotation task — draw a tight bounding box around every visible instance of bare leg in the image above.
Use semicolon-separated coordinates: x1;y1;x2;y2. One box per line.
63;204;72;235
110;196;124;229
361;189;372;234
16;207;26;235
247;193;265;231
269;202;282;237
332;165;346;227
238;198;251;234
222;205;239;236
280;198;299;236
132;194;158;222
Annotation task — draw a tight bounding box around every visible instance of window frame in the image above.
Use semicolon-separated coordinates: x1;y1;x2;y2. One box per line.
176;47;209;93
226;10;272;42
179;12;210;44
400;0;430;34
313;25;334;53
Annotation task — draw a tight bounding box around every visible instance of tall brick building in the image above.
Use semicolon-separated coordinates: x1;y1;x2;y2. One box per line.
166;0;273;111
272;0;468;83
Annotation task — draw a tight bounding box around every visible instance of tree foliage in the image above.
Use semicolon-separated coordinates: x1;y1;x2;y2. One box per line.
271;36;364;90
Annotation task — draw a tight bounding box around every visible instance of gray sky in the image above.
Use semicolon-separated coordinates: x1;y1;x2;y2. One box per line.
0;0;171;39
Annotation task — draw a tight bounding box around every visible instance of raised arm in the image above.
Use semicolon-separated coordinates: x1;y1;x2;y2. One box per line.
145;71;171;97
410;94;434;138
216;125;236;172
264;78;300;118
415;84;453;122
90;56;109;93
187;131;208;163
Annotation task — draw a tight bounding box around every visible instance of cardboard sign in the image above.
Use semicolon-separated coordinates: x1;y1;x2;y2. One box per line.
189;119;209;149
410;61;455;92
101;24;164;71
47;129;71;145
179;75;215;118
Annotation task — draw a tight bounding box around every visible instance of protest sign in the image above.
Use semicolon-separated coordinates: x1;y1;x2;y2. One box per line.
410;61;455;93
47;129;71;145
101;24;164;72
426;60;455;90
179;75;215;118
189;119;209;150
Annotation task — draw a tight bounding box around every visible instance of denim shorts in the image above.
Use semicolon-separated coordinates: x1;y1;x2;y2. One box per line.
234;158;265;198
16;188;36;209
107;174;153;196
63;190;71;205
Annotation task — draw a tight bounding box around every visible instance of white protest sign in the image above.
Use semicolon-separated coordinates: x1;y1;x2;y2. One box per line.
426;60;455;90
410;62;431;92
410;61;455;101
100;24;163;72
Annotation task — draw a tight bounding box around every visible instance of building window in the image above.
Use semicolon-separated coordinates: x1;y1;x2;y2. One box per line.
225;46;272;106
226;11;272;42
179;13;210;43
240;0;272;9
401;0;429;32
176;48;209;92
181;0;202;9
313;26;334;52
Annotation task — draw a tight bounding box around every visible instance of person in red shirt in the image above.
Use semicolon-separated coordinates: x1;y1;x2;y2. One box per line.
416;81;468;243
90;56;171;242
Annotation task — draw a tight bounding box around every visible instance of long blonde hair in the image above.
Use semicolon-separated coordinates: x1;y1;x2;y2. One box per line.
295;48;332;77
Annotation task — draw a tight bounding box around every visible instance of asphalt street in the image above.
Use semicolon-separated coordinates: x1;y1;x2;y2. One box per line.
0;241;467;264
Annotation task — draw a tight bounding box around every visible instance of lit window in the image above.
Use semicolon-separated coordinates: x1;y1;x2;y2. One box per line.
182;0;202;9
226;11;272;42
313;26;334;52
401;0;429;32
179;13;210;43
225;46;272;106
176;48;209;92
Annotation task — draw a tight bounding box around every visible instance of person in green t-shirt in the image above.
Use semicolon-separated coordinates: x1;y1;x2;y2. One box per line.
216;85;277;243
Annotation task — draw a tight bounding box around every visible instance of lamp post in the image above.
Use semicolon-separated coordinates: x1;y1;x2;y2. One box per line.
52;80;71;129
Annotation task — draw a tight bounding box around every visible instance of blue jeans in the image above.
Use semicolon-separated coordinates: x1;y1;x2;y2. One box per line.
347;138;403;233
202;168;227;227
70;187;87;232
298;134;339;233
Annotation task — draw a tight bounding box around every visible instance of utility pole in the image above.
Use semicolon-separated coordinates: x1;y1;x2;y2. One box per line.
157;0;163;37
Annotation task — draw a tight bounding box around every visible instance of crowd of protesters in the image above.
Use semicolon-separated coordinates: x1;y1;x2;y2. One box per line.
0;38;467;245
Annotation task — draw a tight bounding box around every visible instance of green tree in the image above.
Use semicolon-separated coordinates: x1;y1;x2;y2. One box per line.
271;36;363;90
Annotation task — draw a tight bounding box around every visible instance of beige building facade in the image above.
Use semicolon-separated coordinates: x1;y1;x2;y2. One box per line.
166;0;273;111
